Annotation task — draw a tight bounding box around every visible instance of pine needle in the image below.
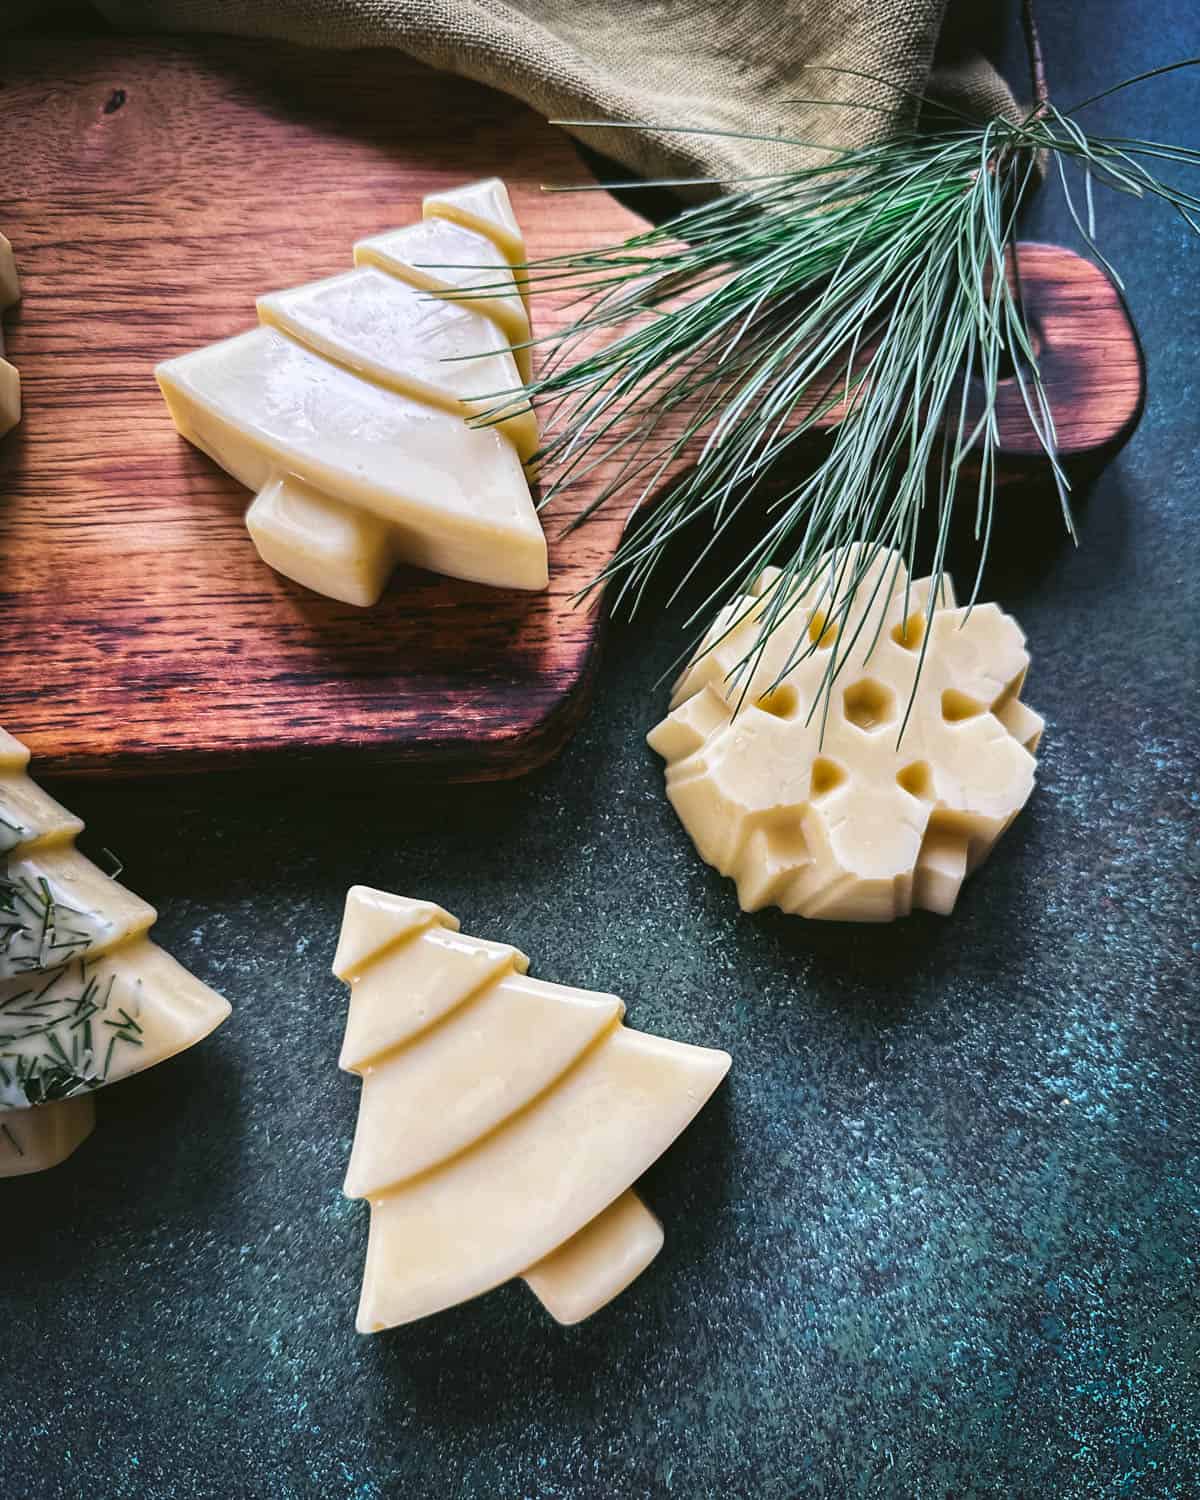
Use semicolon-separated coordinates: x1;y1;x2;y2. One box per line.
479;62;1199;725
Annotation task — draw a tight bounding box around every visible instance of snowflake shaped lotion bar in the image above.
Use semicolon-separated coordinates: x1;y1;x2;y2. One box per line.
156;179;544;606
0;728;230;1175
334;888;730;1330
648;547;1044;922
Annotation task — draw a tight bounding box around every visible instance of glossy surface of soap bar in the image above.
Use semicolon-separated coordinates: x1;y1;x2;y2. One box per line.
334;887;730;1331
157;326;547;592
245;475;395;609
649;545;1043;922
354;217;532;381
258;266;537;459
344;965;622;1192
422;178;526;278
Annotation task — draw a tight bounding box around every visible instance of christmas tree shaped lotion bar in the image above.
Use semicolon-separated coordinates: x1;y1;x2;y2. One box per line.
157;178;544;607
1;728;231;1175
334;888;731;1329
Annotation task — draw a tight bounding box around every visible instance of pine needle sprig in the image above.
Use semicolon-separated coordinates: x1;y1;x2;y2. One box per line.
482;33;1198;729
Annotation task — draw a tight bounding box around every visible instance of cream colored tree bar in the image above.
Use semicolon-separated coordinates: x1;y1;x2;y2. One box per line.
354;219;532;380
423;179;528;284
0;727;231;1176
157;178;543;607
0;232;21;439
648;546;1044;922
257;268;538;460
334;888;731;1331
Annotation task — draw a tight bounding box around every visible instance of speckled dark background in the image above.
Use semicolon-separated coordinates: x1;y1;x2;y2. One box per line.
3;3;1198;1497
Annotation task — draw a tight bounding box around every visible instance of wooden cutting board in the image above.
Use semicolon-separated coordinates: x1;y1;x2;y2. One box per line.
0;38;1142;779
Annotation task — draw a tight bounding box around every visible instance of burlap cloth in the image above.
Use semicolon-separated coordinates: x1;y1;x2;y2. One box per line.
10;1;1021;180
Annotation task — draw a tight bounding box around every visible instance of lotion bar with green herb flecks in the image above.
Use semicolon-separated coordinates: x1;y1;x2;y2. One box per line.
0;726;231;1176
0;725;152;981
0;938;233;1113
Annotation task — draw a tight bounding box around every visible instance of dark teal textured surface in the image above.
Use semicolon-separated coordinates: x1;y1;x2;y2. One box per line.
2;4;1198;1496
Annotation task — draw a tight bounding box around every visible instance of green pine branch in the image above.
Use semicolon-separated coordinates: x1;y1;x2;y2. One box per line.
470;37;1198;728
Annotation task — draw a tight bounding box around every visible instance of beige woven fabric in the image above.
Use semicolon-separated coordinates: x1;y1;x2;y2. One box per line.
30;1;1020;180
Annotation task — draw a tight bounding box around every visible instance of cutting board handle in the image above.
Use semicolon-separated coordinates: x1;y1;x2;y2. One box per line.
990;241;1142;458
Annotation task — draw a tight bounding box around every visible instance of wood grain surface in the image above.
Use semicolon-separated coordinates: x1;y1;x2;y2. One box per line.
0;38;1143;780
